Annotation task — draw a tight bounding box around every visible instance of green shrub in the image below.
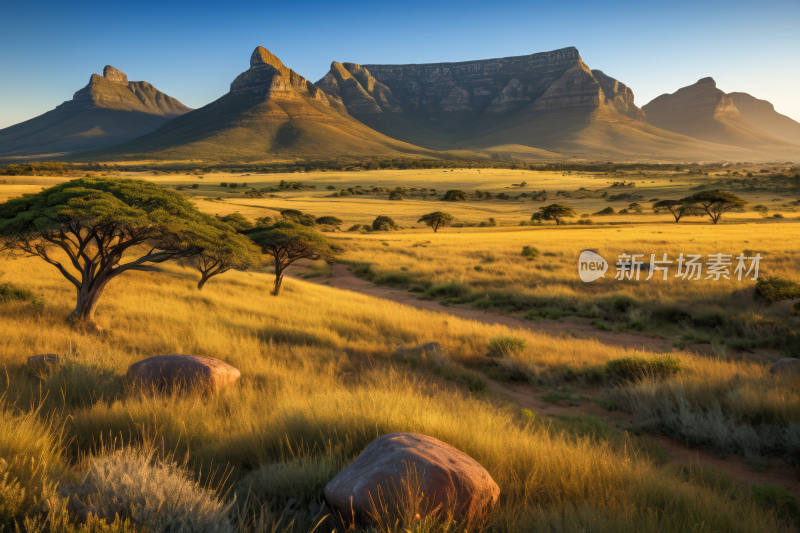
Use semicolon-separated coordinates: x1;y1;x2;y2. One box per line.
442;190;466;201
487;336;527;358
793;301;800;316
422;280;471;300
751;484;800;527
521;246;540;259
191;183;199;189
0;282;44;309
605;356;681;382
755;277;800;303
372;215;398;231
651;306;692;324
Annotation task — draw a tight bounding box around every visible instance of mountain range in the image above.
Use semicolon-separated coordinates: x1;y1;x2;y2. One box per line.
1;47;798;162
0;66;190;156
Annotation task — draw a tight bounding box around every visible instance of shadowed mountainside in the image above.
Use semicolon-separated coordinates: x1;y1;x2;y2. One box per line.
727;92;800;145
642;78;798;151
0;66;191;156
77;47;435;161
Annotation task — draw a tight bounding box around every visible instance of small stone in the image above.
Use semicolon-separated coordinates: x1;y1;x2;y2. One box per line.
769;358;800;376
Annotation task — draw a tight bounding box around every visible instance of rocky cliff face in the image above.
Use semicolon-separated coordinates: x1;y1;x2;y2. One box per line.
315;47;645;146
61;66;191;118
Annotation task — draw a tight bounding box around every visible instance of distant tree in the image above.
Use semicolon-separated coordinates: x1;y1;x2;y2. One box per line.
315;216;343;227
245;221;333;295
255;216;273;226
192;217;261;290
496;193;510;200
389;191;403;200
191;184;199;189
652;199;702;222
628;202;643;213
326;185;336;190
218;213;253;232
280;209;316;226
680;190;747;224
533;204;577;225
372;215;398;231
443;190;466;201
417;212;454;232
220;183;228;187
752;204;770;217
0;178;220;327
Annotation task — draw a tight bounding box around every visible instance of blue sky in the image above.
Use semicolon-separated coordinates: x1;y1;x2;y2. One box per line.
1;0;799;129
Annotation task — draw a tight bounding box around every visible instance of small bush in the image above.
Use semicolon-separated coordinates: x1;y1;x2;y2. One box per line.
793;301;800;316
220;182;228;187
487;336;527;358
191;183;199;189
0;282;44;309
751;483;800;527
521;246;540;259
65;447;234;532
755;277;800;303
605;356;681;382
651;306;692;324
372;215;398;231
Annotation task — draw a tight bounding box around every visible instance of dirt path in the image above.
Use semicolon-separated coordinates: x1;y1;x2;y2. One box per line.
289;263;671;353
288;264;800;493
484;378;800;493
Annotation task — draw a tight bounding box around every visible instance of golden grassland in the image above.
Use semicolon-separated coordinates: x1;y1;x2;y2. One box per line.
0;252;798;532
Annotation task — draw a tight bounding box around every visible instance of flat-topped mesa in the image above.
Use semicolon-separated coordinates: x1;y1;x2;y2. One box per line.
103;65;128;85
229;46;328;104
317;47;644;123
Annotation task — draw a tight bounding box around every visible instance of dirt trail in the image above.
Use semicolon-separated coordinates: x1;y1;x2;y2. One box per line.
290;263;671;352
484;378;800;492
287;264;800;493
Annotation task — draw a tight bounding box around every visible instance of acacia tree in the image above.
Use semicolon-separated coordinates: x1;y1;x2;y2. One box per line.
245;221;333;295
191;216;261;290
680;190;747;224
532;204;576;225
652;200;702;222
417;212;454;232
0;178;227;327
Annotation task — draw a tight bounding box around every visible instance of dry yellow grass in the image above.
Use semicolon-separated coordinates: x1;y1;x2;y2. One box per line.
0;252;796;531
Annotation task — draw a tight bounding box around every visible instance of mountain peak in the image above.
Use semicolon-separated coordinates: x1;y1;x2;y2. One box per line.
250;46;285;70
697;77;716;86
103;65;128;85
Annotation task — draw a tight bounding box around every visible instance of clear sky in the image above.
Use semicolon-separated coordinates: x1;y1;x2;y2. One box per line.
1;0;799;129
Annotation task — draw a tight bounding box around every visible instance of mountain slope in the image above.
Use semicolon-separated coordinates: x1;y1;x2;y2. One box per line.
641;78;795;150
315;47;648;148
81;47;433;161
727;92;800;145
0;66;191;156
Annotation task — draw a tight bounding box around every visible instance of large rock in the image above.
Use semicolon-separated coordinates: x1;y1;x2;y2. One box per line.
323;433;499;526
126;355;241;393
769;358;800;376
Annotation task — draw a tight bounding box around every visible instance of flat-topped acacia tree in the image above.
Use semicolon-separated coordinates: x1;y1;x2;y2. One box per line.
532;204;576;225
245;221;333;295
0;178;241;326
680;190;747;224
418;211;453;232
191;215;261;290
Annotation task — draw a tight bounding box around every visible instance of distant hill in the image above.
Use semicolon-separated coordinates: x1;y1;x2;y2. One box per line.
641;78;797;151
727;92;800;145
0;66;191;156
81;47;434;161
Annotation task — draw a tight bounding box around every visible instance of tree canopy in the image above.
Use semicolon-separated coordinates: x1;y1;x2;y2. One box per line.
315;216;343;227
532;204;577;225
372;215;398;231
652;199;702;222
217;212;253;232
417;212;454;232
0;178;227;325
442;190;466;201
191;214;261;290
245;221;333;295
680;190;747;224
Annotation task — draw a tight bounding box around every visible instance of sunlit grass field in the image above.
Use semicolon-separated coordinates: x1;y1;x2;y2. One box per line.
0;252;798;532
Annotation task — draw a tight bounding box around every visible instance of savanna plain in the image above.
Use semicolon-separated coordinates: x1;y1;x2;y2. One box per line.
1;163;799;533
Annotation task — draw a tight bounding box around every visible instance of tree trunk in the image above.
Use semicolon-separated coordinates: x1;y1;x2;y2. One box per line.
70;284;106;330
198;272;210;290
273;264;284;295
